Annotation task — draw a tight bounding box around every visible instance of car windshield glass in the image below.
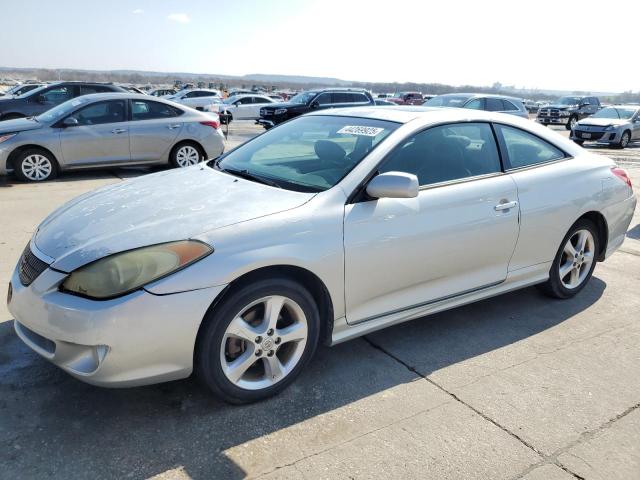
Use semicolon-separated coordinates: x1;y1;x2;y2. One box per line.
36;96;91;123
557;96;582;105
213;115;399;192
288;92;316;104
424;95;472;107
593;107;636;120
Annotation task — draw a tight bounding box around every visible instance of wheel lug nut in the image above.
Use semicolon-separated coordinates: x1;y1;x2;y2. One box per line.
255;349;262;356
255;336;262;344
275;337;281;345
267;351;274;357
267;329;274;336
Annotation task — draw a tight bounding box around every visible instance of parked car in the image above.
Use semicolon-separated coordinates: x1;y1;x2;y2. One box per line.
119;85;147;95
0;83;45;98
523;100;539;113
7;107;635;403
0;82;126;121
166;89;222;111
424;93;528;119
537;96;601;130
205;94;276;123
387;92;424;105
268;95;285;102
148;88;177;98
256;88;374;129
0;93;224;182
571;105;640;149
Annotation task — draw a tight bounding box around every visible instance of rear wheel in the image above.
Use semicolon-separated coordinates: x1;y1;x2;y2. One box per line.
170;142;204;168
196;278;320;404
537;219;599;299
14;148;58;182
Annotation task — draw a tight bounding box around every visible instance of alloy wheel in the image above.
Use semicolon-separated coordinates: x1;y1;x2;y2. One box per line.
621;132;630;148
569;117;578;130
175;145;201;167
220;295;308;390
21;154;52;181
559;229;595;289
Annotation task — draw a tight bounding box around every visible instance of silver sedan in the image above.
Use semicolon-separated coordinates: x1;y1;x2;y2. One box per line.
571;105;640;148
0;93;225;181
8;108;636;403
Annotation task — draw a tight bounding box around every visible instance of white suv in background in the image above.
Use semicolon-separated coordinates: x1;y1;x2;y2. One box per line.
167;89;222;110
205;94;276;122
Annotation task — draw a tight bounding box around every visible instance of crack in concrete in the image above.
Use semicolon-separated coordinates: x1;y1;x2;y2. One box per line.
361;336;640;480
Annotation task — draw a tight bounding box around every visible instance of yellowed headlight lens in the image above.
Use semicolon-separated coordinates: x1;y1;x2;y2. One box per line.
62;241;212;299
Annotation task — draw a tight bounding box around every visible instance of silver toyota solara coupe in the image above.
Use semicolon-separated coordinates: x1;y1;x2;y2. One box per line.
8;107;636;403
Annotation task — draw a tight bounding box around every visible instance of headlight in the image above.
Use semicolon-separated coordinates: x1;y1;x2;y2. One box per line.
0;133;17;144
559;110;570;117
62;240;212;299
274;108;287;115
605;125;616;131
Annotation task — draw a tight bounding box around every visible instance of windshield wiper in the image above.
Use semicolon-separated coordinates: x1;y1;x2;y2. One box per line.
220;167;283;189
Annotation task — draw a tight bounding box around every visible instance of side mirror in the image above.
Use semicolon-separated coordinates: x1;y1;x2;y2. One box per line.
580;102;589;107
62;117;79;127
311;100;320;108
366;172;419;199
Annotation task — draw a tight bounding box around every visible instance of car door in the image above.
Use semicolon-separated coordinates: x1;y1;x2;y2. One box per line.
493;123;575;270
632;111;640;140
343;122;520;324
60;99;130;166
232;96;255;119
250;96;272;119
128;99;183;163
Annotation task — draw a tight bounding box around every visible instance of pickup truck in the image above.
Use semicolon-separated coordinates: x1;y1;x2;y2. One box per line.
536;95;601;130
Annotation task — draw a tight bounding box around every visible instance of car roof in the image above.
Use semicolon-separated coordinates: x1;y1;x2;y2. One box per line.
305;87;369;93
68;92;181;103
436;92;523;102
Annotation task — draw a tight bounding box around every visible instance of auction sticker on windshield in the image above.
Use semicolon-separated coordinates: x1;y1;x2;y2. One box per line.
337;126;385;137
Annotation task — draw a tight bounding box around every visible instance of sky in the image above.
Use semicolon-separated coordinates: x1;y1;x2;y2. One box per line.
0;0;637;93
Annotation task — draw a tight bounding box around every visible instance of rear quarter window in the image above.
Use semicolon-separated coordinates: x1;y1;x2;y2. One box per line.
496;124;566;169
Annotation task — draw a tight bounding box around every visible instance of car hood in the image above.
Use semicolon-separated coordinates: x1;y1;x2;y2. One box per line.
35;166;315;272
0;117;43;133
545;104;577;110
578;117;628;127
260;101;302;110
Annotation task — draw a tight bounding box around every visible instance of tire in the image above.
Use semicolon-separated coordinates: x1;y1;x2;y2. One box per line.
196;277;320;404
170;142;204;168
14;148;58;182
573;139;584;146
566;115;578;130
615;130;631;149
1;113;24;121
220;113;232;125
537;219;599;299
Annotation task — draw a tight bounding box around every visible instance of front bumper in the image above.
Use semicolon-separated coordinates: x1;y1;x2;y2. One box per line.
256;118;275;129
571;128;621;144
7;265;226;387
0;141;14;175
537;116;570;125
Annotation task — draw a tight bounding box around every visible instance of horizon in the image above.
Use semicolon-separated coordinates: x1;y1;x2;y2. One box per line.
0;0;637;93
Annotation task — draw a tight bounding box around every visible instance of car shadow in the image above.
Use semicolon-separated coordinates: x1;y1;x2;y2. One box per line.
0;277;606;479
627;222;640;240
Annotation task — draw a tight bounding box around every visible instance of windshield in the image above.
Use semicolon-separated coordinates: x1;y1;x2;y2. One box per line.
36;96;91;123
214;115;399;192
592;107;637;120
288;92;316;104
424;95;472;107
557;96;583;105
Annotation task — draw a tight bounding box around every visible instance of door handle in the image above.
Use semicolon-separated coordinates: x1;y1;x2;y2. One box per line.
494;200;518;211
167;124;181;130
111;128;127;134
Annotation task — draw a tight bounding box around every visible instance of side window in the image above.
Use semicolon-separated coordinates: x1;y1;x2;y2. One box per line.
465;98;484;110
73;100;126;125
486;98;503;112
236;97;253;105
496;124;565;169
131;100;181;120
184;91;199;98
41;86;72;103
252;97;270;104
502;100;519;111
79;85;111;95
352;93;370;103
315;93;333;105
379;123;501;186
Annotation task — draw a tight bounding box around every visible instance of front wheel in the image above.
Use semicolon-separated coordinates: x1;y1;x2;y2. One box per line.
537;219;599;299
196;278;320;404
566;116;578;130
14;148;58;182
615;131;631;149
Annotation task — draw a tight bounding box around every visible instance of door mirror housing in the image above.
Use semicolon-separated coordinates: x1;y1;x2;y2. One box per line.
62;116;79;127
310;100;320;108
580;102;589;107
366;172;419;199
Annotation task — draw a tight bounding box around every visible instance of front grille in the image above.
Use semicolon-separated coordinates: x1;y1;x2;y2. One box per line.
575;131;604;140
539;108;560;118
261;109;273;116
18;243;49;286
